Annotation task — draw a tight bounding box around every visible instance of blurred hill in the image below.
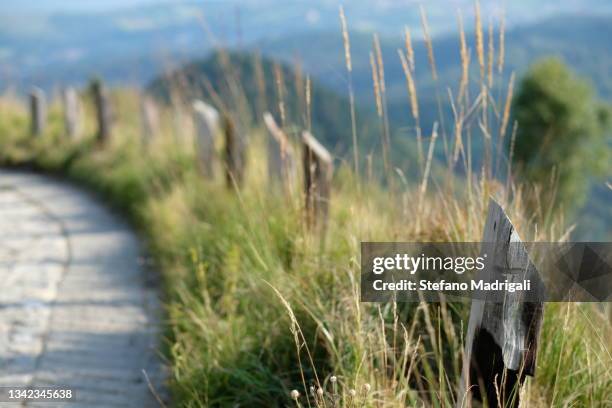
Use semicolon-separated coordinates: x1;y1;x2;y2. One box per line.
259;15;612;119
147;50;386;160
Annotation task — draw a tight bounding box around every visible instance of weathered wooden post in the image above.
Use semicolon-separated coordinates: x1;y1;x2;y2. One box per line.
458;198;544;408
90;79;112;143
140;96;159;146
62;87;80;138
223;114;246;188
302;130;333;231
29;87;46;136
263;112;296;194
192;100;219;177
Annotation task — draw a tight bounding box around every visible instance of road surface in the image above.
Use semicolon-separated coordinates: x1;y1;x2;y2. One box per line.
0;170;166;407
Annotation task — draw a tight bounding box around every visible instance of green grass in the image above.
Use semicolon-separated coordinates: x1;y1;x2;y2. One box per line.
0;89;610;407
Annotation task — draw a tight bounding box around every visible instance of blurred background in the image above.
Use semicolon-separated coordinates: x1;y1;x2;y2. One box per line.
1;2;611;406
1;0;609;239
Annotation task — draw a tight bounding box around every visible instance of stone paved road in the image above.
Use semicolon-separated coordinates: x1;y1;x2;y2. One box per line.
0;171;167;407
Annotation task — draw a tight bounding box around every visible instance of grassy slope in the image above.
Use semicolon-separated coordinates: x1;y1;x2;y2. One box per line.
0;91;610;407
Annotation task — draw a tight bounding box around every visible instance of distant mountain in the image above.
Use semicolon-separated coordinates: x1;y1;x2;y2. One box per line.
259;14;612;111
147;50;386;160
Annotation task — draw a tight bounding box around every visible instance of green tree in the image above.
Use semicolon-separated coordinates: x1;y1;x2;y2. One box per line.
512;58;610;211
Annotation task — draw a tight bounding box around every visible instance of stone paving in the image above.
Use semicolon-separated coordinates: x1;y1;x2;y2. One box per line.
0;171;166;407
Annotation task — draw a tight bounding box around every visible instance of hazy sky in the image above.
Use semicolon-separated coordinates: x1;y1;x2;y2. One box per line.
2;0;161;13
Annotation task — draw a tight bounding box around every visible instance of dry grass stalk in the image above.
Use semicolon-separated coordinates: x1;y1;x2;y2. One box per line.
339;5;360;177
404;26;415;72
305;75;312;131
270;285;322;397
495;72;516;177
373;34;386;96
499;72;515;144
479;94;491;178
373;34;392;183
420;122;439;200
398;49;423;170
273;63;286;129
416;122;439;231
475;0;485;84
370;52;383;117
420;5;450;163
254;51;267;117
487;17;495;89
294;58;304;106
339;6;352;72
420;5;438;81
457;10;470;103
506;120;519;191
397;50;419;123
498;12;506;74
292;58;308;130
477;4;490;177
453;114;464;165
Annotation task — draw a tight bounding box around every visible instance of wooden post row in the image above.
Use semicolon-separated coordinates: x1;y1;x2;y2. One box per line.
29;87;46;136
192;100;220;178
223;114;246;188
263;112;296;194
140;96;159;146
458;198;544;408
62;87;80;139
302;131;333;231
91;80;112;143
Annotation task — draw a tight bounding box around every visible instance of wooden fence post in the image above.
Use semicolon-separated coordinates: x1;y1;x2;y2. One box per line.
302;130;333;231
192;100;219;177
29;87;46;136
263;112;296;195
91;80;112;143
141;96;159;146
223;114;246;188
458;198;544;408
62;87;80;138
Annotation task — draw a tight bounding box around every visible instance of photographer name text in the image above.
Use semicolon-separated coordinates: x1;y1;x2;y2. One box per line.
372;279;531;293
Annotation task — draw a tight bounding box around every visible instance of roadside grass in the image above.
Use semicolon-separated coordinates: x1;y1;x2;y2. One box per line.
0;87;610;407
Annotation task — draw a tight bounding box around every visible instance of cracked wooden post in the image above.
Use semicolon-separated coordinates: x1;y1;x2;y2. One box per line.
223;114;246;188
140;96;159;147
62;87;80;139
29;87;46;136
192;100;219;178
263;112;296;196
302;130;333;232
458;198;544;408
91;79;112;143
